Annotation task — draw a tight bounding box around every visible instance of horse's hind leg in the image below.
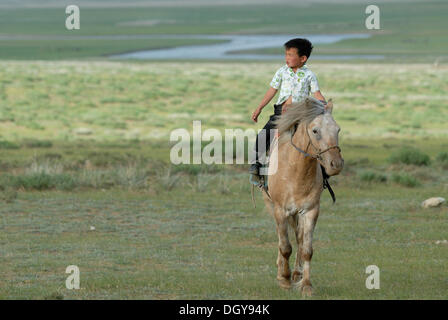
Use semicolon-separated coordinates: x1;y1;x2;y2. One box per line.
274;206;292;289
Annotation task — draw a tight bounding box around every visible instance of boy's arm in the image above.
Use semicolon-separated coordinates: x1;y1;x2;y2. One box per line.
251;87;277;123
313;90;327;104
310;72;326;104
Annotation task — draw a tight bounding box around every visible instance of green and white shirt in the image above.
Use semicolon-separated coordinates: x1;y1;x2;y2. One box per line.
270;64;320;105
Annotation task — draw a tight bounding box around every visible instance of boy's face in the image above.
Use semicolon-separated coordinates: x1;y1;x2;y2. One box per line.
285;47;307;68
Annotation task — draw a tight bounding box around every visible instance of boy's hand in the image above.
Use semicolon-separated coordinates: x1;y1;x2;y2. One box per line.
252;87;277;123
251;107;262;123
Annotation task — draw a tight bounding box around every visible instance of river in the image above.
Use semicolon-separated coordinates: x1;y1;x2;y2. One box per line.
108;34;384;60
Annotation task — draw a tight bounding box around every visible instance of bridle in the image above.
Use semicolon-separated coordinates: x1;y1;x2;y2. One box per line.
289;124;341;161
286;123;340;204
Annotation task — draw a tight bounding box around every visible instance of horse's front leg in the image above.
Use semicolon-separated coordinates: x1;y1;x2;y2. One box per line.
274;205;292;289
295;206;319;297
291;214;303;283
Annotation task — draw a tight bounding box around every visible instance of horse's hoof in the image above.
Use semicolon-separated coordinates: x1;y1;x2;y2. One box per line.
293;279;313;296
277;278;291;289
301;285;313;297
291;271;302;282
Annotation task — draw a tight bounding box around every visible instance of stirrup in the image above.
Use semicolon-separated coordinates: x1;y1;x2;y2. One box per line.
249;173;263;187
249;173;268;190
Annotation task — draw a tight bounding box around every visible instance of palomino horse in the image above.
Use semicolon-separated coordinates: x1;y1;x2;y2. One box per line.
262;97;343;296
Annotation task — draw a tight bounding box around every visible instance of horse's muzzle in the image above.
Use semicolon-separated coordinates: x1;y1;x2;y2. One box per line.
326;157;344;176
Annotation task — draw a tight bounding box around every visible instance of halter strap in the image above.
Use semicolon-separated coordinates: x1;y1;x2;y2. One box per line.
289;125;341;160
290;131;318;159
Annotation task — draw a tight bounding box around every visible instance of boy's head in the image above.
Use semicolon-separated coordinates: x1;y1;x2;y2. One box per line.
284;38;313;68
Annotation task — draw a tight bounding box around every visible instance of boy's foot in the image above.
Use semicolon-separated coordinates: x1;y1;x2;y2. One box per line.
249;163;261;176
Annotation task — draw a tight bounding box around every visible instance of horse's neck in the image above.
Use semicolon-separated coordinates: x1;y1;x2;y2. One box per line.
288;123;319;182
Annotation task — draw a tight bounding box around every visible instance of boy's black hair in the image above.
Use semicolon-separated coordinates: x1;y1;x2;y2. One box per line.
284;38;313;58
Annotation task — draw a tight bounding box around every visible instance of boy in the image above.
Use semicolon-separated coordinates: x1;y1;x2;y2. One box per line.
249;38;327;177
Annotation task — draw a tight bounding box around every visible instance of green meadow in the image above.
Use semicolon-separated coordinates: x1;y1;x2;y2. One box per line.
0;60;447;299
1;61;447;142
0;0;447;61
0;0;447;300
227;1;448;62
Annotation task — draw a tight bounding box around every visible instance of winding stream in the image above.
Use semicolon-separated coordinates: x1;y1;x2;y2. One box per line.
109;33;384;60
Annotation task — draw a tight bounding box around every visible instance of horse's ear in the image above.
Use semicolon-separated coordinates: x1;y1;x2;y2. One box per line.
324;99;333;114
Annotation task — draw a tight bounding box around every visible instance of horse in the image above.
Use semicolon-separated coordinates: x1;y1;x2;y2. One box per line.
261;97;344;297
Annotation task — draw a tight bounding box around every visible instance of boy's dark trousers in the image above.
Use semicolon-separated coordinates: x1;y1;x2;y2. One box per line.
252;104;283;167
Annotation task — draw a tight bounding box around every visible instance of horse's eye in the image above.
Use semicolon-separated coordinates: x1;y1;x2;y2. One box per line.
312;128;318;134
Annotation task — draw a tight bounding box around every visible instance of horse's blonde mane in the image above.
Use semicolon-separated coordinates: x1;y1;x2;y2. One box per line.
272;97;326;145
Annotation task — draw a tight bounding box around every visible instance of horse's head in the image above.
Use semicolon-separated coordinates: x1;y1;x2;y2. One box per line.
306;100;344;176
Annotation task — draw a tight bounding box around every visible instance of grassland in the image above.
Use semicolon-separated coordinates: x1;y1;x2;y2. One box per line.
1;184;446;299
1;61;447;142
227;1;448;62
0;0;447;61
0;38;227;60
0;0;447;301
0;60;447;299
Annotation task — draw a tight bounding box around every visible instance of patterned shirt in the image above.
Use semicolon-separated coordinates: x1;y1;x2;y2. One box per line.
269;64;320;105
